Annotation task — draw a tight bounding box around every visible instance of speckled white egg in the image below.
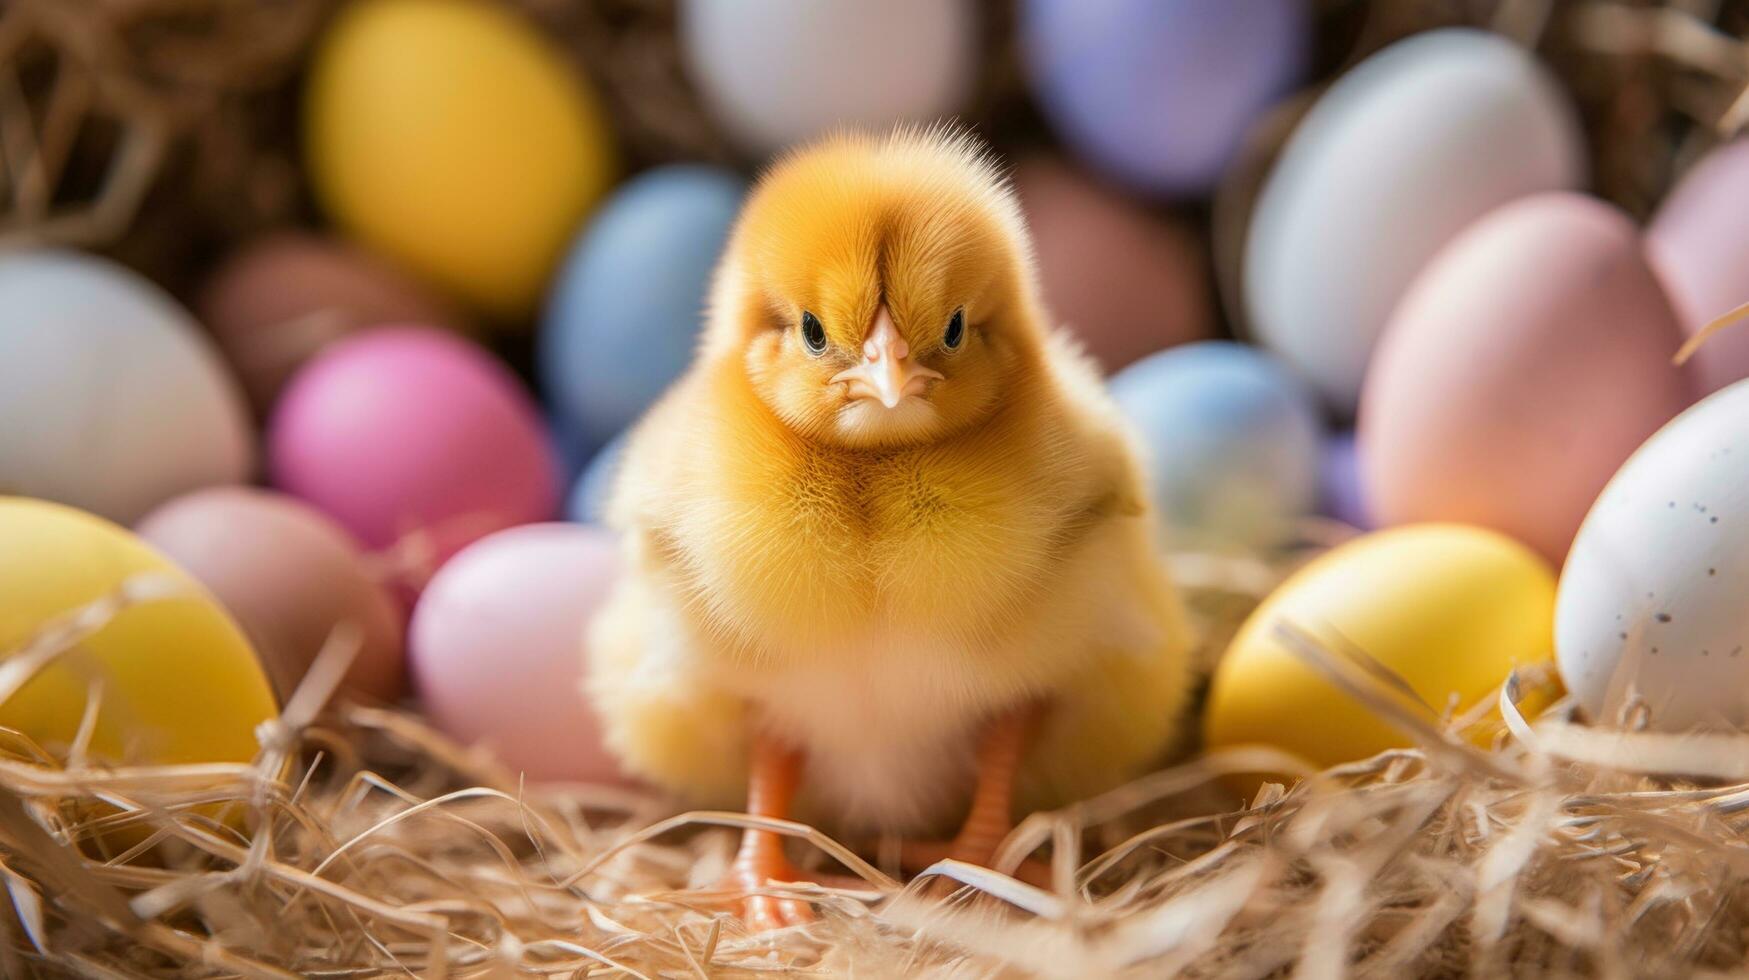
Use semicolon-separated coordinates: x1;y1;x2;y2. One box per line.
1557;379;1749;730
680;0;977;154
1244;28;1584;413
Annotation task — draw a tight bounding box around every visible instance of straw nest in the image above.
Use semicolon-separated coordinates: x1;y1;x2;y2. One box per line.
5;552;1749;979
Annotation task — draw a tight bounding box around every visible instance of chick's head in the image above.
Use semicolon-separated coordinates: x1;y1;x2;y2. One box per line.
718;127;1045;449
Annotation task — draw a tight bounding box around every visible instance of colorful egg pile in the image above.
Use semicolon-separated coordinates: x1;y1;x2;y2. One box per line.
9;6;1748;793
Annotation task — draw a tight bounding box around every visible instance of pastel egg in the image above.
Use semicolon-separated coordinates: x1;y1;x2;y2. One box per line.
1646;139;1749;395
1109;341;1323;552
1021;0;1308;195
1205;523;1556;772
198;232;465;411
410;523;628;783
566;435;625;525
268;327;561;567
138;487;405;703
1013;159;1214;373
1245;28;1585;412
0;250;253;524
1359;193;1694;562
1558;379;1749;730
540;166;743;451
0;497;277;765
681;0;976;154
1319;431;1371;529
305;0;615;317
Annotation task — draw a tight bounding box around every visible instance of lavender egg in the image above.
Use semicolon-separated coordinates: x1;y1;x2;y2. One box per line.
1021;0;1309;195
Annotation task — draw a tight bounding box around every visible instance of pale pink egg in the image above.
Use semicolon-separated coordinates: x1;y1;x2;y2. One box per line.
1013;158;1213;373
199;232;464;411
1360;193;1694;562
267;326;561;577
409;523;628;784
1646;139;1749;395
138;486;405;703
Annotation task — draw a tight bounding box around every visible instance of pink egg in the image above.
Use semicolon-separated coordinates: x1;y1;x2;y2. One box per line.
268;326;561;576
409;523;628;784
1647;139;1749;395
1360;193;1694;562
199;232;464;411
1013;158;1213;373
138;487;405;703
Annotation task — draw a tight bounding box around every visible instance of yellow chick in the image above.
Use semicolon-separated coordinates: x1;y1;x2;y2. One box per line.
586;126;1192;928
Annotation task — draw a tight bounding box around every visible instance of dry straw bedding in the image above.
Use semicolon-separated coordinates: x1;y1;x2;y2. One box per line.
3;564;1749;979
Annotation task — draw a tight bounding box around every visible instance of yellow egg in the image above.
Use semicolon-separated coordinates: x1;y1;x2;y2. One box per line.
0;498;277;766
1204;523;1556;774
304;0;615;319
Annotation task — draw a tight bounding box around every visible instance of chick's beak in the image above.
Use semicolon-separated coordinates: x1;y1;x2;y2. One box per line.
830;306;943;408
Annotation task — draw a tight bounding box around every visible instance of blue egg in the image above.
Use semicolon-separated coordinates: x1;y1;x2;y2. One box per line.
1318;431;1373;529
539;165;745;452
1109;341;1323;551
566;434;625;525
1021;0;1308;195
550;412;593;482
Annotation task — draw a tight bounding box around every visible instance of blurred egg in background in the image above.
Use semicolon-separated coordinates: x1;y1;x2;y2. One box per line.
1244;28;1585;413
411;523;629;784
199;232;465;411
1013;158;1213;373
568;435;626;526
138;487;406;704
0;250;253;525
1109;341;1322;552
1021;0;1308;196
1205;523;1557;775
304;0;615;318
1558;379;1749;731
681;0;977;155
268;326;561;572
541;165;744;454
1318;432;1371;529
1646;138;1749;395
0;497;278;766
1360;193;1693;563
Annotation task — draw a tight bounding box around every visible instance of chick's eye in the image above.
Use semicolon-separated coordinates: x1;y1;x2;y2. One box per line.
800;311;827;354
943;308;966;350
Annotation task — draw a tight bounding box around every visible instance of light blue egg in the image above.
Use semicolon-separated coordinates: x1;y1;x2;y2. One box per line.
1109;341;1323;551
539;165;745;453
1021;0;1308;195
566;434;625;525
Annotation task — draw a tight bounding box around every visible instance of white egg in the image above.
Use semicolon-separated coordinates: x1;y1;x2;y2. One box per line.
1243;28;1584;413
680;0;977;154
0;250;253;523
1557;380;1749;730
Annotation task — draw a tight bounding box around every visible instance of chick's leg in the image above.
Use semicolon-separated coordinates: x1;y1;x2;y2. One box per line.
947;704;1039;867
722;734;815;930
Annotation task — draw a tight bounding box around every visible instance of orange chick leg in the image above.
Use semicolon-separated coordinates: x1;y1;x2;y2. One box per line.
721;734;816;930
904;703;1049;891
950;704;1036;866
